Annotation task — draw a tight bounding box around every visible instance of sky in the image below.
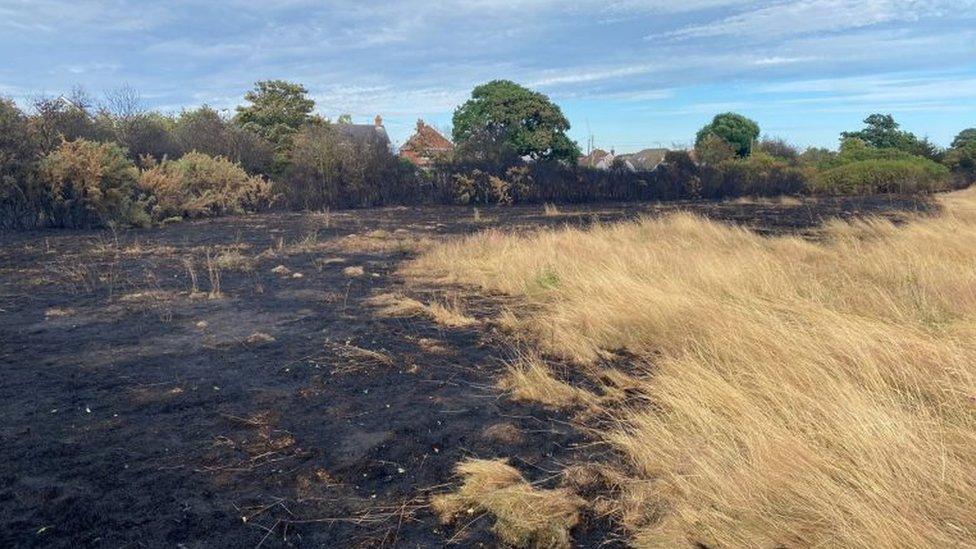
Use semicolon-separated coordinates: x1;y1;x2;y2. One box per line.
1;0;974;153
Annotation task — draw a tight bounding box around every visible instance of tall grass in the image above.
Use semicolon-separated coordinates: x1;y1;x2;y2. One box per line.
406;189;976;547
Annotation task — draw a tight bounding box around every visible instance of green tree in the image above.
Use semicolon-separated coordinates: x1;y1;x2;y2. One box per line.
840;114;941;160
945;128;976;183
452;80;580;163
695;113;760;157
234;80;316;149
951;128;976;149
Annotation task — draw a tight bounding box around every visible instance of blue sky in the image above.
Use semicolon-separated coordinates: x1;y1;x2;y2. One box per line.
1;0;974;153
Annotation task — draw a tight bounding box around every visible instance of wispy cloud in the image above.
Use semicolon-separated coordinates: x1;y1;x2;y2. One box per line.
664;0;975;39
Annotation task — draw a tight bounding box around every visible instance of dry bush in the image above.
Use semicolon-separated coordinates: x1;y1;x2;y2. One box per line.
432;459;584;548
38;138;148;228
408;189;976;547
139;151;273;220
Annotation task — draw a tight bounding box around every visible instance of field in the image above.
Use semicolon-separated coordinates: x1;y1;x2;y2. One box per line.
0;196;939;547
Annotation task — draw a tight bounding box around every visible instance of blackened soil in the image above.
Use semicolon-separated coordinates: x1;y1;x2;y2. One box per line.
0;197;933;548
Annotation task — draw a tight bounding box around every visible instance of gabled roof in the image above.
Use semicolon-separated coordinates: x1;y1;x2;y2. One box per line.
400;120;453;153
399;120;454;167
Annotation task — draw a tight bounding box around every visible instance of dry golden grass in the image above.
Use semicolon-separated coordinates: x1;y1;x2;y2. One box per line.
365;292;478;328
44;307;76;318
408;189;976;548
333;230;435;255
432;458;584;548
425;297;478;327
543;203;561;216
498;353;596;409
213;249;254;271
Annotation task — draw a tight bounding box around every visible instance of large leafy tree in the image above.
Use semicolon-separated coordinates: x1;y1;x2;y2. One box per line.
840;113;941;160
946;128;976;182
235;80;316;149
695;112;760;157
951;128;976;149
452;80;580;163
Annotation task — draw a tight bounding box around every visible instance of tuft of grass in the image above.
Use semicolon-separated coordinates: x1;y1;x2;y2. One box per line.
366;292;478;328
425;297;478;328
408;188;976;547
214;249;254;272
498;354;596;410
44;307;75;318
244;332;276;345
543;203;561;217
432;459;583;548
365;293;426;317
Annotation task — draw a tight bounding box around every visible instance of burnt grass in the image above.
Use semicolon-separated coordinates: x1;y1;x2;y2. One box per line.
0;196;933;548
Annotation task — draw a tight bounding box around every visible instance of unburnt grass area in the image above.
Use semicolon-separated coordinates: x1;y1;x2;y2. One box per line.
0;197;932;547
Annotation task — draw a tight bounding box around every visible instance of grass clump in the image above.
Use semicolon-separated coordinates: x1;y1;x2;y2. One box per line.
498;354;595;410
409;188;976;548
432;458;583;548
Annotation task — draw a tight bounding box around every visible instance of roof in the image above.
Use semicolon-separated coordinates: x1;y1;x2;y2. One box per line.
401;120;453;153
336;118;391;149
578;148;611;168
399;120;453;167
617;148;669;171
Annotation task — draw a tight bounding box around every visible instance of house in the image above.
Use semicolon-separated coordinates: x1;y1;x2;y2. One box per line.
578;148;615;170
617;148;669;171
399;120;454;168
336;115;393;152
579;147;669;171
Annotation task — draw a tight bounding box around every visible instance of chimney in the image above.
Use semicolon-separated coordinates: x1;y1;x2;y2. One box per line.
374;114;383;127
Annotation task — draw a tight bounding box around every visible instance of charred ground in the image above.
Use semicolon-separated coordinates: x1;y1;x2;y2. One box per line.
0;197;932;548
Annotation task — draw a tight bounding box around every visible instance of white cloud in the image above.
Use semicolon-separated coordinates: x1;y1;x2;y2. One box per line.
762;73;976;104
529;64;659;87
665;0;974;39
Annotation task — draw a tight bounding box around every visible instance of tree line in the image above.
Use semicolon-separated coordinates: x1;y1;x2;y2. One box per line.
1;79;974;230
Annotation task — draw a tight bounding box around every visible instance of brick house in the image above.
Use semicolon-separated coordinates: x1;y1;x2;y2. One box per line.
399;120;454;168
